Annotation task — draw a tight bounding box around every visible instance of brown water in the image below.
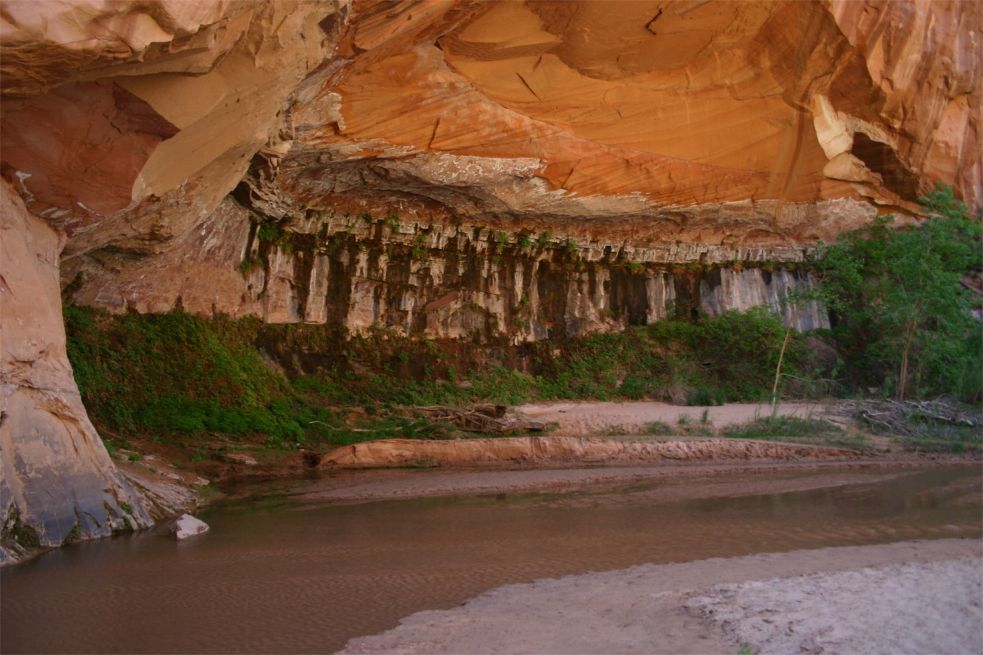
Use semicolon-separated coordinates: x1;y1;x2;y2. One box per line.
2;466;980;654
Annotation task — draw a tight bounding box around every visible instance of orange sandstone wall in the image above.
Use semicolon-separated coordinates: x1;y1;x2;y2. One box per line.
1;0;978;259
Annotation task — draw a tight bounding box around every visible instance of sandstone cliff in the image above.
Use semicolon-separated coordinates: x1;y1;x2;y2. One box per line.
0;0;979;554
0;180;151;561
3;0;978;327
0;0;348;557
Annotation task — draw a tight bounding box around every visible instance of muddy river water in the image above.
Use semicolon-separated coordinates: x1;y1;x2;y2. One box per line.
2;466;980;653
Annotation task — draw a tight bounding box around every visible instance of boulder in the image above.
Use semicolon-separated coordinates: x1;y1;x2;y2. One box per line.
173;514;209;540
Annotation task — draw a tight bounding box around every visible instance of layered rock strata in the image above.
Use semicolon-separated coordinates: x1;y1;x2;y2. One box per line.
33;0;979;330
2;0;976;327
64;207;828;337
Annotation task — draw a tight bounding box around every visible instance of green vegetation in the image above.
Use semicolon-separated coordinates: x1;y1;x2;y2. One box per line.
8;515;41;549
63;307;463;449
809;185;982;402
649;306;800;404
722;416;865;450
64;183;982;455
63;523;81;545
492;230;509;254
411;234;428;260
65;305;806;451
256;220;286;243
723;416;843;439
64;307;307;445
892;429;982;453
642;421;674;436
292;365;539;407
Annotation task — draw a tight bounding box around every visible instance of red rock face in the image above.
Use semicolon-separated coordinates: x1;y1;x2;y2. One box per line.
826;0;982;210
310;0;979;206
320;1;843;204
0;0;975;325
2;0;979;258
1;81;178;222
226;0;979;275
0;0;251;99
1;0;340;249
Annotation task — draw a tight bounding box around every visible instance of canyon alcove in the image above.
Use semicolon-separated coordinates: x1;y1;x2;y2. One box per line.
0;0;979;558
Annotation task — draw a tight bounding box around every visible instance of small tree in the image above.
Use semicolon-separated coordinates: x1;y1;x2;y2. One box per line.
810;185;981;401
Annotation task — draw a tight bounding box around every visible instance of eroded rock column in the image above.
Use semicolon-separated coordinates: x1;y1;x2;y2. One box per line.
0;182;151;561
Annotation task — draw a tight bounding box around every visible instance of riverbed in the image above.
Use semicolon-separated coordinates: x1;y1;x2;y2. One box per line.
2;465;980;653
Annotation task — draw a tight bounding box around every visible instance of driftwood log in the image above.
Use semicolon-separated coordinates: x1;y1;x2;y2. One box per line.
414;405;547;434
842;398;980;436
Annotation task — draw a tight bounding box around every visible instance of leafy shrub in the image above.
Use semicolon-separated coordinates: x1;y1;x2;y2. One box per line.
722;416;864;450
723;416;843;439
809;185;982;401
686;385;727;406
642;421;674;436
689;307;793;401
65;307;304;444
619;375;650;400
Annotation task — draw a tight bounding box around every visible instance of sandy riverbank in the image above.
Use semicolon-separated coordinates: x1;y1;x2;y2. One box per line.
319;435;862;469
291;459;976;505
341;539;983;654
515;400;838;435
120;399;977;508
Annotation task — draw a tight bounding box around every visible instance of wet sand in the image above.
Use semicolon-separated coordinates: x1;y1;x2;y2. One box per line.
272;459;974;506
342;539;982;654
